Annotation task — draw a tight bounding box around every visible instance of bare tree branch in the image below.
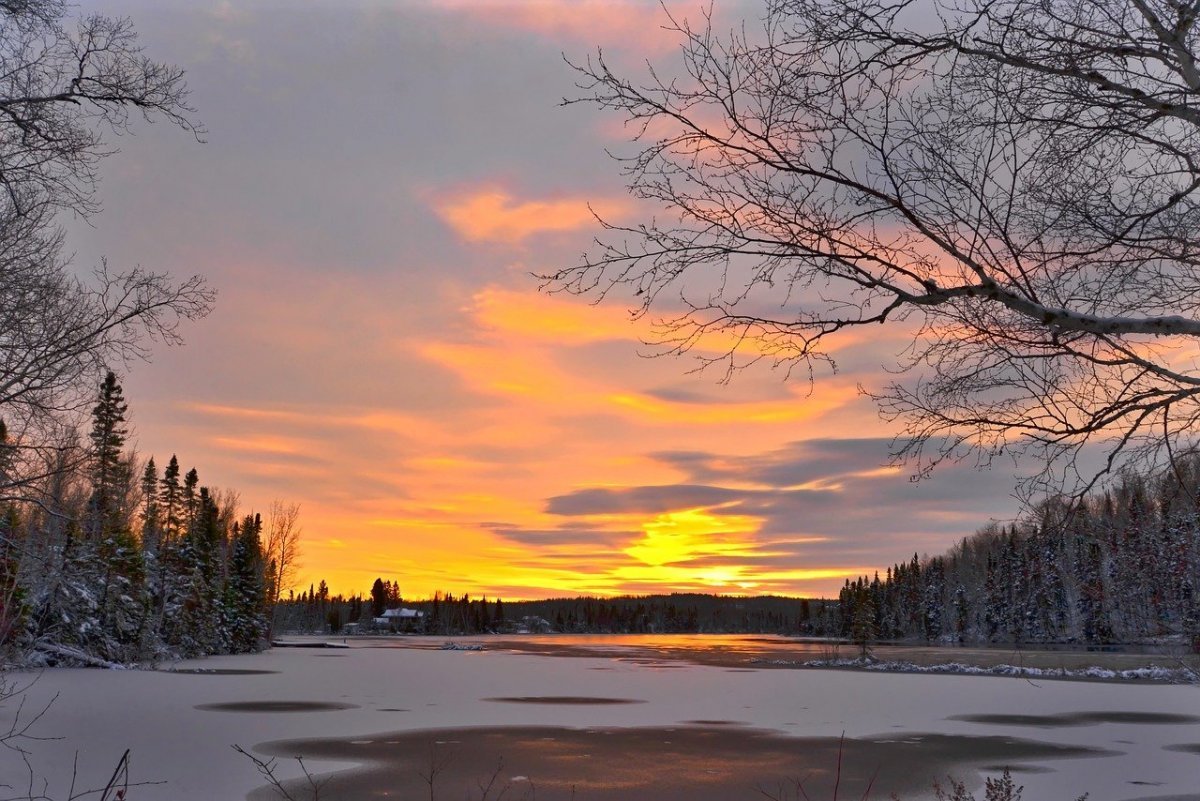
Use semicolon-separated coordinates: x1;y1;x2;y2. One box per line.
547;0;1200;497
0;0;212;506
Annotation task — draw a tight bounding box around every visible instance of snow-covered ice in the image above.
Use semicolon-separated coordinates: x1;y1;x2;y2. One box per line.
0;636;1196;800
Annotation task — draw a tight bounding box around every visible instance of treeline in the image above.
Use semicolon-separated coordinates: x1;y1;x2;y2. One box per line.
839;457;1200;647
496;593;832;635
0;373;296;663
275;584;836;636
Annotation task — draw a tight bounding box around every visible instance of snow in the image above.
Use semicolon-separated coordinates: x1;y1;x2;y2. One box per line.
770;656;1199;682
1;636;1197;800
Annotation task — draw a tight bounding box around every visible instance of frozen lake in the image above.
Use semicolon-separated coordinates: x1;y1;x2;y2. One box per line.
2;635;1198;800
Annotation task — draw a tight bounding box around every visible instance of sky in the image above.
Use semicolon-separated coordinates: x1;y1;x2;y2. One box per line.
66;0;1025;600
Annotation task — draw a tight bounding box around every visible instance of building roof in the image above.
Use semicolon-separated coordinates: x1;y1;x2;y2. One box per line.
381;607;424;618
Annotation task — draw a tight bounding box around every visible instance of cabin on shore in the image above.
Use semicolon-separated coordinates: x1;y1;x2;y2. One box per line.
374;607;425;633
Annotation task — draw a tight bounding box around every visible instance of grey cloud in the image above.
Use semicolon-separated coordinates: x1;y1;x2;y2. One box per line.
545;484;746;516
483;521;633;548
651;438;896;488
642;387;721;405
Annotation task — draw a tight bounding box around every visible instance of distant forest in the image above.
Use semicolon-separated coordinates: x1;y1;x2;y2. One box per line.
839;458;1200;648
0;374;294;664
275;586;836;636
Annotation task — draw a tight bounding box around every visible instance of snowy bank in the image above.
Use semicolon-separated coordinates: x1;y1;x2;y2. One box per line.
754;655;1199;682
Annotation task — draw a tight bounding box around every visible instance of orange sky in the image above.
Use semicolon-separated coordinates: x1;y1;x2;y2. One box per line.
69;0;1022;601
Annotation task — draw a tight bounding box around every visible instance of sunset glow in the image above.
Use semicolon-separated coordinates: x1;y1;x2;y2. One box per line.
72;0;1022;601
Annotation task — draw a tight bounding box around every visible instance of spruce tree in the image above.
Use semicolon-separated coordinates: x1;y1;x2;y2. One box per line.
182;467;199;536
96;524;148;660
140;458;160;554
0;505;25;646
160;455;182;543
370;578;387;618
75;372;149;660
0;419;12;489
850;590;878;659
85;372;129;541
226;514;266;652
163;486;223;655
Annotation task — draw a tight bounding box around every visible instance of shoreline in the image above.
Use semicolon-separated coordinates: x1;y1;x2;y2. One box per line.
756;656;1200;684
5;633;1197;686
324;633;1200;684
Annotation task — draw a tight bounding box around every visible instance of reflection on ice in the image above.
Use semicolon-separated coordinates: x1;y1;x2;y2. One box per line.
248;726;1111;801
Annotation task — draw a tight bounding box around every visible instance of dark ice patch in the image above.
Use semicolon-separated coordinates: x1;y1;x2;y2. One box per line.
197;700;357;713
950;711;1200;728
483;696;644;705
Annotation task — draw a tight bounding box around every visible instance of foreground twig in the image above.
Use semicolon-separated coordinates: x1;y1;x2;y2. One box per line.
231;745;325;801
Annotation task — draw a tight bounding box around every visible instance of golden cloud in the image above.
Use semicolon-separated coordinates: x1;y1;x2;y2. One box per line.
434;186;630;245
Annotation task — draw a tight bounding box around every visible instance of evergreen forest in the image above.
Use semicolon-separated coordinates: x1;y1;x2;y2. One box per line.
0;373;290;664
838;461;1200;648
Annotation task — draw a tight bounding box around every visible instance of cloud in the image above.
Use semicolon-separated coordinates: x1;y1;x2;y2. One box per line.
504;533;611;548
652;439;902;488
419;287;870;434
468;288;868;378
471;287;647;345
607;386;861;426
434;186;630;245
643;387;739;405
546;484;747;516
425;0;715;55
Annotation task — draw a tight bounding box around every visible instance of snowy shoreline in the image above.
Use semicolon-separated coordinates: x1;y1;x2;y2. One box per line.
8;631;1198;686
347;632;1200;683
753;655;1200;683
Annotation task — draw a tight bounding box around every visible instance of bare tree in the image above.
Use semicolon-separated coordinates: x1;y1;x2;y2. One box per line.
0;0;213;506
263;500;302;634
550;0;1200;498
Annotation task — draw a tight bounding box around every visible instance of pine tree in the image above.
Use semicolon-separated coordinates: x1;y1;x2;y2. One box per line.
183;467;199;536
140;458;160;554
370;578;387;618
85;372;129;541
165;487;225;655
160;455;182;543
850;589;878;659
0;425;19;646
226;514;266;652
0;419;13;489
77;373;150;659
96;525;148;660
0;505;25;646
923;557;945;642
